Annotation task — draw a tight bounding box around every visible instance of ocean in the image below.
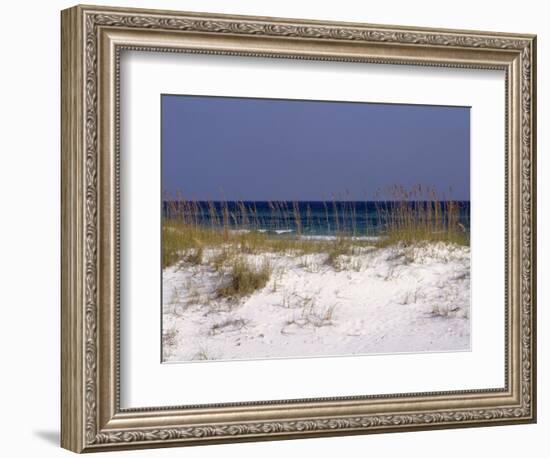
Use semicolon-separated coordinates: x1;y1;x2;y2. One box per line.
163;201;470;237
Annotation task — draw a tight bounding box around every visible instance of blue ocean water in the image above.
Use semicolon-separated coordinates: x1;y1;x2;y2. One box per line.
163;201;470;237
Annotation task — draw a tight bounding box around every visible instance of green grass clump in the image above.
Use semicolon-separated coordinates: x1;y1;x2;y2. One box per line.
324;239;353;269
373;186;469;247
217;259;272;299
162;220;369;268
162;221;225;268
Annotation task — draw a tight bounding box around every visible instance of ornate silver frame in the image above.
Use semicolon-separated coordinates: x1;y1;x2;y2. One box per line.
61;4;537;453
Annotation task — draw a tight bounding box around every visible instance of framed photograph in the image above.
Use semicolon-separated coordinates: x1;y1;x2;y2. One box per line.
61;4;537;453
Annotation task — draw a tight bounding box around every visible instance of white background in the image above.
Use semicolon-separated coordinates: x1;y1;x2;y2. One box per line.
121;53;504;407
0;0;546;457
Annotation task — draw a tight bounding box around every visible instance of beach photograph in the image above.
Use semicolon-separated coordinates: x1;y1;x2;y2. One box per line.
161;95;471;363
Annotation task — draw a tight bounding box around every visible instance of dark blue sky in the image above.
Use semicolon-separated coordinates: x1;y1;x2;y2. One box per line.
162;95;470;201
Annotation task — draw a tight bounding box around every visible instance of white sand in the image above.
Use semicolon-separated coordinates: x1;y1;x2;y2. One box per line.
162;242;470;362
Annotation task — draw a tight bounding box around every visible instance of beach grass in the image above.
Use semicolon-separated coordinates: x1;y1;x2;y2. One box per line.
162;220;370;268
217;258;272;299
324;238;354;269
162;186;469;269
373;185;469;247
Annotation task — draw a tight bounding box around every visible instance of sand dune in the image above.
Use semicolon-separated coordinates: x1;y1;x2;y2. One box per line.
162;241;470;362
